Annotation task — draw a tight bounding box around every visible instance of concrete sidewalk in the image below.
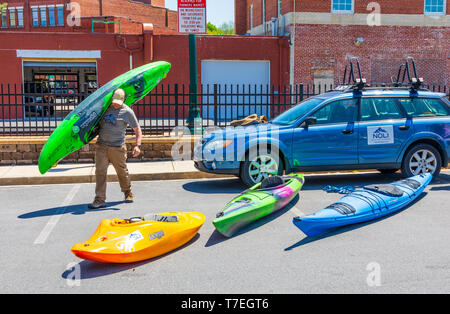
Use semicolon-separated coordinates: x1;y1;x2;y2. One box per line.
0;160;233;186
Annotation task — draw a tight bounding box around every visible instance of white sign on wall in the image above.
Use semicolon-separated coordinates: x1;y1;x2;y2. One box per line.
178;0;207;34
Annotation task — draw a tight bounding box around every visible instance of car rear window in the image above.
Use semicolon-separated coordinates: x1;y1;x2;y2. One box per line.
397;98;450;117
360;97;404;121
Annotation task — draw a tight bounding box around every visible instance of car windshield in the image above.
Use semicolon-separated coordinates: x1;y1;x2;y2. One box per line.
272;98;324;125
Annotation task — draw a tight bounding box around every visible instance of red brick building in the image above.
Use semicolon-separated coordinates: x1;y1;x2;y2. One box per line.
235;0;449;87
0;0;290;119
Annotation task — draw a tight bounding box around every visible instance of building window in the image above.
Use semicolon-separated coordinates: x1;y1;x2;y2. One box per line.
1;8;7;27
332;0;354;13
40;6;47;27
424;0;446;15
32;7;39;27
9;8;16;27
17;7;24;27
277;0;282;17
249;4;253;29
56;5;64;26
48;6;55;26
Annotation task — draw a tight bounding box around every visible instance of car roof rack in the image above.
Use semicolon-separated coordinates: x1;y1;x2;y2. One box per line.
391;57;425;92
334;57;368;93
333;57;428;94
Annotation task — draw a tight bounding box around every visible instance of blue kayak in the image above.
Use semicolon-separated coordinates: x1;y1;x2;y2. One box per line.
293;173;433;237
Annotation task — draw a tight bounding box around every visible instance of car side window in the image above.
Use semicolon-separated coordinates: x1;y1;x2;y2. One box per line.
312;99;357;125
398;98;450;117
360;97;404;121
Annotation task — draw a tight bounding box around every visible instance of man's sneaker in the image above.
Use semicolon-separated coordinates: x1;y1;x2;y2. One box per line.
124;191;134;203
88;198;105;209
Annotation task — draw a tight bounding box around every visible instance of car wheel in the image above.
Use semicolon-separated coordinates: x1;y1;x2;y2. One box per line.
377;169;399;174
240;149;284;186
401;144;441;178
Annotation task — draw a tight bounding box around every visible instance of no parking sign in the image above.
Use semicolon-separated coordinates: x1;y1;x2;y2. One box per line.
178;0;207;34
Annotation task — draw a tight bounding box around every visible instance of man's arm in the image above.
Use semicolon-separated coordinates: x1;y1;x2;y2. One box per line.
132;124;142;157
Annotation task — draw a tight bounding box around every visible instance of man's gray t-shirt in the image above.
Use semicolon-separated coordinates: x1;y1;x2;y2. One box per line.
97;105;139;147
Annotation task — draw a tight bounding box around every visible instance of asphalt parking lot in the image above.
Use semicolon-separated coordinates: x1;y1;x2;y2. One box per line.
0;170;449;294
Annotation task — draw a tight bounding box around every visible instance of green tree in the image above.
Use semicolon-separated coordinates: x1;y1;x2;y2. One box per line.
207;21;235;35
0;3;7;10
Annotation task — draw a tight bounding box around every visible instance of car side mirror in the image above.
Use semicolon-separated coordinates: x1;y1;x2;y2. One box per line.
301;117;317;128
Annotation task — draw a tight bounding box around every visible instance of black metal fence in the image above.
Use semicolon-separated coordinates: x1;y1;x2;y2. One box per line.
0;83;448;136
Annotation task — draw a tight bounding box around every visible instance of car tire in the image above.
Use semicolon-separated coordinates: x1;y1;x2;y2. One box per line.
377;169;399;174
240;148;284;186
401;143;441;178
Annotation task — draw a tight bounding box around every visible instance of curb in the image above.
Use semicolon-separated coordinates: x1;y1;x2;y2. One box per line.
0;171;233;186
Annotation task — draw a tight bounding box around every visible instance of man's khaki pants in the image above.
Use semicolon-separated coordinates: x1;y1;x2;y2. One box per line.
95;143;131;202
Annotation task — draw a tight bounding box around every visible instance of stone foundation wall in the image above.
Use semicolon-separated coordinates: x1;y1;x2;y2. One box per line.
0;137;198;166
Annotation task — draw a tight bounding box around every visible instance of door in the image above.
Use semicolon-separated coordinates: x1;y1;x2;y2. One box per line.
292;98;359;167
201;60;271;121
358;97;413;164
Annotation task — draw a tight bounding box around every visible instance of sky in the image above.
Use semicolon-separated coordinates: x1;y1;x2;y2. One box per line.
165;0;235;26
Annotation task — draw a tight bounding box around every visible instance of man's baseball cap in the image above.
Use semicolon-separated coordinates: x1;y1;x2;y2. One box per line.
112;89;126;106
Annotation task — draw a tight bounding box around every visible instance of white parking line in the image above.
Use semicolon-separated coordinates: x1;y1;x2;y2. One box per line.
34;184;81;245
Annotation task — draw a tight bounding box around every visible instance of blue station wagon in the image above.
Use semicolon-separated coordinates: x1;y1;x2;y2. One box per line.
194;59;450;186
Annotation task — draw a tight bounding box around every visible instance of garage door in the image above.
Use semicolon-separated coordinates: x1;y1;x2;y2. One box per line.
201;60;271;121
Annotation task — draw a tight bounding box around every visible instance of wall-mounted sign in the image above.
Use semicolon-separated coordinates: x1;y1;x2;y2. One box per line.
178;0;207;34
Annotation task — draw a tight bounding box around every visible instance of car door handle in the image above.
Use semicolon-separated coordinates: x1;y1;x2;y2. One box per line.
398;125;410;131
342;129;354;134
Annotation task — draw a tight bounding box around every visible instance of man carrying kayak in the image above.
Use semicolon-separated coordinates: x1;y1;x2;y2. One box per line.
88;88;142;209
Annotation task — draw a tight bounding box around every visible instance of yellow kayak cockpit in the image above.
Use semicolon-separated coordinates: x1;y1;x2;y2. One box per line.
71;212;205;263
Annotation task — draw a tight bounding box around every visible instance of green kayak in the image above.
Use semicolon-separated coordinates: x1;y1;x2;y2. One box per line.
38;61;171;174
213;173;305;237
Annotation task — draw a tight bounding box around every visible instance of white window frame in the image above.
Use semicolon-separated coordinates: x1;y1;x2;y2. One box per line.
31;6;39;27
47;5;55;26
56;4;64;26
1;7;7;28
424;0;447;16
8;7;16;27
17;7;24;27
331;0;355;14
39;5;47;27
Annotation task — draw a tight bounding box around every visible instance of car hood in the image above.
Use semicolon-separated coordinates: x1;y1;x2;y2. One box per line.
202;123;292;142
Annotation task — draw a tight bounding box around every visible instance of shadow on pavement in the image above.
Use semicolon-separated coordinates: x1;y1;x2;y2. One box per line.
205;194;300;247
18;201;124;219
61;233;200;280
285;192;427;251
182;177;246;194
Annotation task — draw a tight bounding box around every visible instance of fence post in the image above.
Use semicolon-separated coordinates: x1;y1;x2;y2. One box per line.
299;84;304;102
213;83;218;126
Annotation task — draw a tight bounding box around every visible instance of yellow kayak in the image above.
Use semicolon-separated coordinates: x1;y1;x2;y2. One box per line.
71;212;205;263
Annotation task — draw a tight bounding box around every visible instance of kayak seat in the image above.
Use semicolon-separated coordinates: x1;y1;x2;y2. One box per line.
326;202;356;215
395;178;420;189
147;214;179;223
363;184;404;197
260;175;285;189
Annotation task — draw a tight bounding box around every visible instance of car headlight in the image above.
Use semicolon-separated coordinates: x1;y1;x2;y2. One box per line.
204;139;233;152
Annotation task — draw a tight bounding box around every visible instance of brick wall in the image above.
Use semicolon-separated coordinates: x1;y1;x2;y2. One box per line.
291;24;449;86
0;137;195;165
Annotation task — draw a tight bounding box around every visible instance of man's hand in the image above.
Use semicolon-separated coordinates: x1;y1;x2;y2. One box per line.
132;125;142;158
132;146;141;157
